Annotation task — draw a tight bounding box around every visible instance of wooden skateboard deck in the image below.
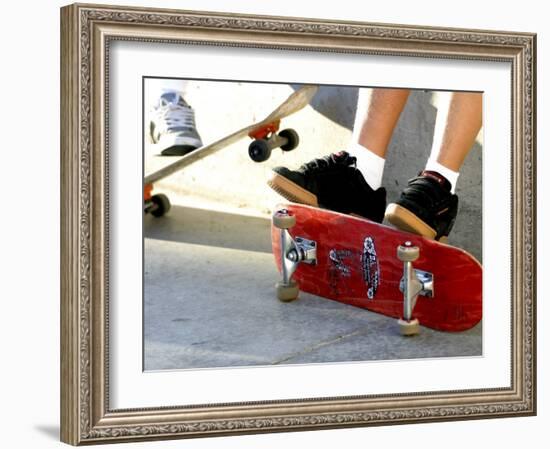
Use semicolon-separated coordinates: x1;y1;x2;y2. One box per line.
271;203;482;332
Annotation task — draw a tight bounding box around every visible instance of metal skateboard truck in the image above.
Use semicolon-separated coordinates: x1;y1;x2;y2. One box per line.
397;242;434;336
247;120;299;163
272;209;317;301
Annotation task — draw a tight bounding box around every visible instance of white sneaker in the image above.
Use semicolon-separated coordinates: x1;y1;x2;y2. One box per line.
149;90;203;156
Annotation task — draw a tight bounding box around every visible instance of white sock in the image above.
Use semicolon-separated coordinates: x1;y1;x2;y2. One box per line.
347;142;385;190
424;158;459;193
145;79;189;109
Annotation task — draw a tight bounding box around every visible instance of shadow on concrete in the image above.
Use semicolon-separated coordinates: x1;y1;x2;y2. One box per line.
143;201;482;371
144;205;272;253
291;84;358;130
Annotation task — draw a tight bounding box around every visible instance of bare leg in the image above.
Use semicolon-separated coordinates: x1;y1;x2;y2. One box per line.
348;88;410;190
267;87;410;222
353;88;411;157
430;92;482;172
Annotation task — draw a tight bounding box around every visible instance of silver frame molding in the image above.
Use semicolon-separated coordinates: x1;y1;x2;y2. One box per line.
60;3;536;445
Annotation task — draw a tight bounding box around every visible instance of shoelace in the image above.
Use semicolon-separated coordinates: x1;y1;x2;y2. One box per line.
153;103;197;134
301;152;356;175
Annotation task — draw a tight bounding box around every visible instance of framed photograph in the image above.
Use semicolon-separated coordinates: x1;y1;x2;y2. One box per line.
60;3;536;445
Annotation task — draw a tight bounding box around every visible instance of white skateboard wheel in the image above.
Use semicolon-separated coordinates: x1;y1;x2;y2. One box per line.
273;210;296;229
397;244;419;262
398;318;420;336
276;280;299;302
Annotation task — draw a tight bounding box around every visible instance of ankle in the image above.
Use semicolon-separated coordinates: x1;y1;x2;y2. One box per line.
347;142;385;190
424;159;459;193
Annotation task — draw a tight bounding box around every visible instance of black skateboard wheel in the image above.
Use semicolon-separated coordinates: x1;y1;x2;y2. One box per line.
279;128;299;152
150;193;171;217
248;139;272;162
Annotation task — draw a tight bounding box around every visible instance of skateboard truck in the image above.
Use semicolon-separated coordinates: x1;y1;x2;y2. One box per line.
248;121;300;163
397;241;434;336
143;183;171;217
273;209;317;302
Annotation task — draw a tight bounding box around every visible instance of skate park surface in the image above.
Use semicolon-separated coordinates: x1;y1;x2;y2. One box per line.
144;81;483;371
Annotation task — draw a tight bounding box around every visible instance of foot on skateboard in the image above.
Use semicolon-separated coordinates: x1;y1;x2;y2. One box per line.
385;170;458;241
268;151;387;223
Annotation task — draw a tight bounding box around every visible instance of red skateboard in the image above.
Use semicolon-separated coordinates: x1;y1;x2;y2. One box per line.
271;204;482;334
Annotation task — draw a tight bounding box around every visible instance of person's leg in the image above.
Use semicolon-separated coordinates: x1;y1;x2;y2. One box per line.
347;88;410;191
386;91;482;240
146;78;189;108
426;91;482;188
268;87;409;222
146;78;203;156
352;88;411;158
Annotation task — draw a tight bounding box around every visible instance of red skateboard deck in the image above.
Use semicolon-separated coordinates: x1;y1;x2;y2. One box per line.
271;204;482;332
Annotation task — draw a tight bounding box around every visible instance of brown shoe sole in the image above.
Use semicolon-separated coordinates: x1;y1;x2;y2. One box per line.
384;203;438;240
268;177;446;242
267;173;319;207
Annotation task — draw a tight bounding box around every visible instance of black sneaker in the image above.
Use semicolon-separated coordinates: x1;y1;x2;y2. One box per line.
385;170;458;241
268;151;387;223
149;90;203;156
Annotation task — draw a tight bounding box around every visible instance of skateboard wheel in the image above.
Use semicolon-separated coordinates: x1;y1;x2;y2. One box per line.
151;193;171;217
397;244;419;262
279;128;299;152
273;210;296;229
276;280;299;302
248;139;272;162
398;318;420;336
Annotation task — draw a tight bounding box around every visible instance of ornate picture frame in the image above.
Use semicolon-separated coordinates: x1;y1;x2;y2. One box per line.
60;3;536;445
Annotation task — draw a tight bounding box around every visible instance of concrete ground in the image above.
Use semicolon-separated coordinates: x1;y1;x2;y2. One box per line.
143;81;482;371
144;205;481;370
